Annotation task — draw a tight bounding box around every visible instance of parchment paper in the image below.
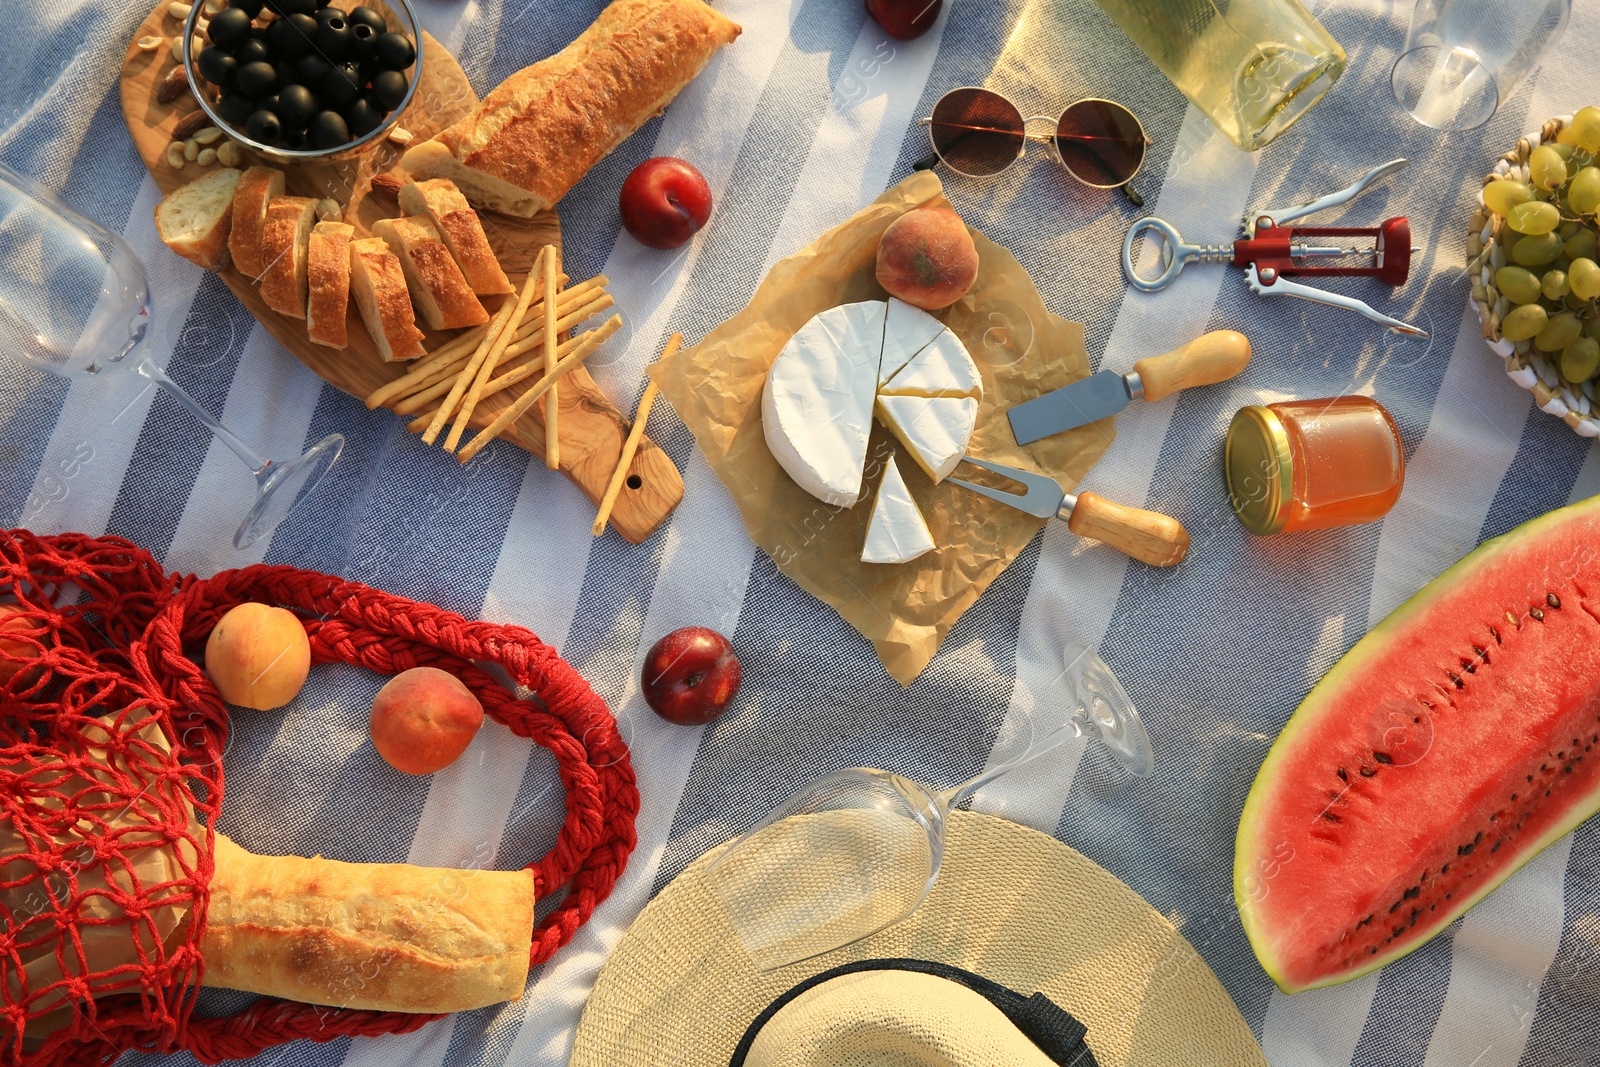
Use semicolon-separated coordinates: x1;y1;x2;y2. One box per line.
650;172;1112;684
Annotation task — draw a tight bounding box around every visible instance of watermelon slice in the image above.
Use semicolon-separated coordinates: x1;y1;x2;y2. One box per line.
1236;495;1600;993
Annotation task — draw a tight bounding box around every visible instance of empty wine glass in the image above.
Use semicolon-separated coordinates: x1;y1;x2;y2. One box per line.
0;161;342;549
703;643;1151;970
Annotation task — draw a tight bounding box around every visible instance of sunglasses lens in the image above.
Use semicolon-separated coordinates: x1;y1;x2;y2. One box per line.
1055;101;1147;187
929;89;1025;177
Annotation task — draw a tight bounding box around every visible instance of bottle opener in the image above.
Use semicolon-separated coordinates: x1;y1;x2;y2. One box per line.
1120;159;1427;337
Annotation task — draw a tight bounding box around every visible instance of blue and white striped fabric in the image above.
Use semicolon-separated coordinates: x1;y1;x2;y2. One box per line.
3;0;1598;1062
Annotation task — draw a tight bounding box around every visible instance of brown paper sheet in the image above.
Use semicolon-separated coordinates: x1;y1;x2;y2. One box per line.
650;172;1112;684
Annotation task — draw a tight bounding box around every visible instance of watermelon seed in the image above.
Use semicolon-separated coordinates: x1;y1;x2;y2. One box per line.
1374;751;1395;764
1546;789;1553;796
1322;811;1342;823
1531;607;1546;621
1441;863;1451;874
1527;774;1535;782
1389;900;1402;914
1403;885;1421;900
1409;908;1421;927
1491;840;1503;852
1490;813;1498;822
1446;893;1453;900
1548;592;1561;608
1564;766;1574;774
1337;767;1349;781
1369;947;1378;955
1447;671;1465;688
1511;793;1518;800
1460;661;1476;675
1361;766;1378;777
1489;625;1502;644
1430;904;1436;911
1472;643;1489;661
1559;751;1567;759
1392;925;1406;938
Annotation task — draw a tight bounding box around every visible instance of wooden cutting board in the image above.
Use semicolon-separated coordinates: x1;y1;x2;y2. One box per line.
117;3;682;543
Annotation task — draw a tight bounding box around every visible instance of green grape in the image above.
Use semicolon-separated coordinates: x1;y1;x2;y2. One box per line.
1512;231;1565;265
1570;167;1600;214
1509;200;1562;235
1572;258;1600;300
1531;145;1569;191
1573;106;1600;154
1502;303;1549;341
1536;311;1584;351
1483;180;1536;216
1566;229;1599;260
1550;143;1577;162
1558;122;1584;147
1543;270;1571;299
1561;337;1600;382
1561;220;1584;239
1589;317;1600;342
1496;266;1544;304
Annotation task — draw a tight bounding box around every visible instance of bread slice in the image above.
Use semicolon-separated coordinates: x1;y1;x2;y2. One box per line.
306;221;355;348
350;237;426;361
371;216;489;330
401;0;740;218
398;179;515;296
228;165;285;279
258;196;319;318
154;168;243;271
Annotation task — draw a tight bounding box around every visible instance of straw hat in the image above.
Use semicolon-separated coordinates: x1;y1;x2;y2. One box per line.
572;811;1265;1067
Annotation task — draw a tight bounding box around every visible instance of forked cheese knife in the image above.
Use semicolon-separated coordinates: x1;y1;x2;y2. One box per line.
1007;330;1252;445
950;455;1189;567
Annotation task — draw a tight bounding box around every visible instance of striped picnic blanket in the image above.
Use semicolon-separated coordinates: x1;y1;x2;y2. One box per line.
3;0;1598;1063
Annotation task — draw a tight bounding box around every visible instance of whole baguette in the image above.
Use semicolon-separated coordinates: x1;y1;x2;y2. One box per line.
198;833;536;1013
402;0;740;218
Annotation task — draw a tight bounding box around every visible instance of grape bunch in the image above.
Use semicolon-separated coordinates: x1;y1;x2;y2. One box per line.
1485;106;1600;385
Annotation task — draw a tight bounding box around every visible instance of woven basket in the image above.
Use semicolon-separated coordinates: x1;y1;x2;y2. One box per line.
1467;114;1600;437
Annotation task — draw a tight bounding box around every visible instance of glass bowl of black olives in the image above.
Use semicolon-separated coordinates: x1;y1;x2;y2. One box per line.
181;0;422;165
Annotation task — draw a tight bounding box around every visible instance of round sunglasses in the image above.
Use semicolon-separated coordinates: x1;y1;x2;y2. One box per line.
917;87;1150;203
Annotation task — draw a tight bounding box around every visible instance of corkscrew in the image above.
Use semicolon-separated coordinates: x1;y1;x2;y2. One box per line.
1121;159;1427;337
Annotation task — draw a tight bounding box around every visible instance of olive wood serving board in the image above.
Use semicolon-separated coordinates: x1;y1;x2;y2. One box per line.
117;3;681;543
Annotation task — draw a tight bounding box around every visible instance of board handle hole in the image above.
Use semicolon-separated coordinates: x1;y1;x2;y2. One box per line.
626;474;643;490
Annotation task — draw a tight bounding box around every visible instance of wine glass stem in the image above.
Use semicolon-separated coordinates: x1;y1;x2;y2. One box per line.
937;709;1089;806
137;357;270;475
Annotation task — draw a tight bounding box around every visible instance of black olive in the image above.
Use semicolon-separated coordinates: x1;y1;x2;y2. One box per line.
316;17;354;61
278;83;319;126
250;22;268;42
236;60;278;98
258;92;280;115
374;32;415;71
231;0;265;16
349;21;378;63
246;109;282;144
208;7;253;49
369;68;408;111
298;54;333;85
266;0;315;14
342;96;382;138
273;60;298;90
217;93;255;126
310;109;350;149
347;6;386;32
317;6;348;22
320;62;362;107
197;45;239;87
234;38;270;65
283;126;311;150
266;13;318;59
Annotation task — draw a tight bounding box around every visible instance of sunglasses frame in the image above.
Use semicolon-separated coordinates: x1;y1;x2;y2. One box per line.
918;86;1151;190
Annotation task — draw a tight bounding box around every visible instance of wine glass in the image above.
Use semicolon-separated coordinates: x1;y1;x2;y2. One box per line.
702;643;1152;971
0;161;342;549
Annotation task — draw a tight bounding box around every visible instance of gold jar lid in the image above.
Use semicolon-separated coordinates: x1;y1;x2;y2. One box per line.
1224;406;1295;535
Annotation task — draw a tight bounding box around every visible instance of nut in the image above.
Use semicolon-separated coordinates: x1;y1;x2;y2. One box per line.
171;109;211;140
166;142;187;170
195;18;209;37
387;126;413;146
370;171;404;200
316;198;342;222
170;36;184;61
168;2;192;19
183;138;199;162
194;126;224;145
137;35;165;51
217;140;244;167
156;65;191;104
197;147;218;167
204;0;224;13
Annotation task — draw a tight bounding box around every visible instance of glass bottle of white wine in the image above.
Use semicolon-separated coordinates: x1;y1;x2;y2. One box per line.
1091;0;1345;151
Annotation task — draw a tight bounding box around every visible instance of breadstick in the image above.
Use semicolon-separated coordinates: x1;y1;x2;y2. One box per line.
591;334;677;536
420;259;539;446
445;256;547;452
544;247;561;470
364;324;491;409
457;316;622;464
501;292;614;362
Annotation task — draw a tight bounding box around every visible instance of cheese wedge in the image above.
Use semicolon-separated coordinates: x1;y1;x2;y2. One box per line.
882;328;982;400
874;395;979;484
877;297;945;386
862;456;935;564
761;301;886;506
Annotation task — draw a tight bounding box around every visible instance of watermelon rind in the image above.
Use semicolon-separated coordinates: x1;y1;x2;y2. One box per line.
1235;494;1600;994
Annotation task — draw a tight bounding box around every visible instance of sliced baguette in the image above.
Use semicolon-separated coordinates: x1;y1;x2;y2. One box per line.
258;196;319;318
350;237;426;362
371;216;489;331
154;168;243;272
306;221;355;348
398;179;515;296
228;165;285;279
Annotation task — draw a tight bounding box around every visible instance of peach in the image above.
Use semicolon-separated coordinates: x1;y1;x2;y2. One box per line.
0;604;44;685
370;667;485;775
204;602;312;711
875;205;979;310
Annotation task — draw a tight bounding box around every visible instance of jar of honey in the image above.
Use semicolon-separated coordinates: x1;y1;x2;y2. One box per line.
1224;396;1404;535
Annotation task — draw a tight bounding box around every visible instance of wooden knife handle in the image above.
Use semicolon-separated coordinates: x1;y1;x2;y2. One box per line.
1065;491;1190;567
1132;330;1252;403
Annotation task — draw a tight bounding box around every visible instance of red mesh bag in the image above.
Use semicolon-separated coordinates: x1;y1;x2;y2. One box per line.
0;530;639;1066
